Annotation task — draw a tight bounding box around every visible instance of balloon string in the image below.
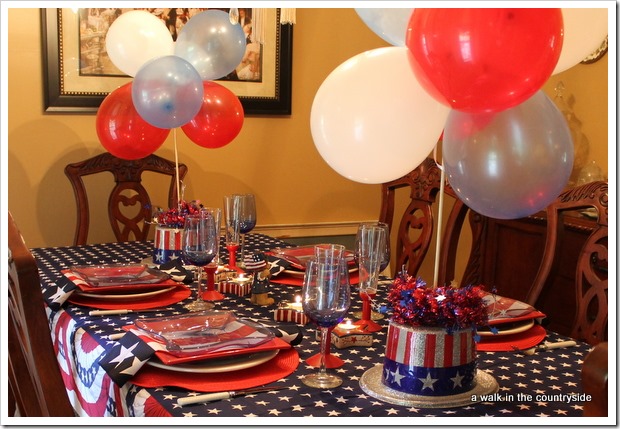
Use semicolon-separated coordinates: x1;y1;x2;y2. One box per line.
173;128;181;211
432;143;445;289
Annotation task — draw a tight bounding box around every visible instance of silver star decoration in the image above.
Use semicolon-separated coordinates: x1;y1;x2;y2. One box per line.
451;371;464;388
419;372;438;391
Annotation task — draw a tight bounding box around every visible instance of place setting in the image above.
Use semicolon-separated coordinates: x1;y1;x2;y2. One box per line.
267;244;359;286
475;292;548;352
47;262;191;312
98;310;300;398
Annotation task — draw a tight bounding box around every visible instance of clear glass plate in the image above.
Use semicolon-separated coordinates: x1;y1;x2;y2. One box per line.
271;246;355;270
135;311;274;356
71;264;170;287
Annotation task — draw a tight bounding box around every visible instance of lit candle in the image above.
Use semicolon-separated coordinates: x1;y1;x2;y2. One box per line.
289;295;303;311
338;319;357;330
233;273;251;286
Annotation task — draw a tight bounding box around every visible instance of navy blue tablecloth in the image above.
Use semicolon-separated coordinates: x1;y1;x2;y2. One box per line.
32;234;594;420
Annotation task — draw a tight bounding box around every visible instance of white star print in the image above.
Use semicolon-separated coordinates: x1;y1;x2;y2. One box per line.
108;342;140;367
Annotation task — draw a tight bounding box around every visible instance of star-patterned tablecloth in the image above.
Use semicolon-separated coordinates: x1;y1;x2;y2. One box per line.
32;234;595;420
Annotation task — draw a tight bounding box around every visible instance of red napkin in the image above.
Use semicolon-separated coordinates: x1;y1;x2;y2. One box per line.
131;347;299;392
476;324;546;352
67;284;191;310
482;292;546;326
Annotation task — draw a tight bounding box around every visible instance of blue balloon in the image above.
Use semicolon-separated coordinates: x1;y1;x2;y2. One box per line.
355;9;413;46
132;56;203;129
175;10;247;80
443;91;574;219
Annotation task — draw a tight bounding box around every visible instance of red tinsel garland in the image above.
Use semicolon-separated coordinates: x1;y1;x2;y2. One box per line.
385;272;488;332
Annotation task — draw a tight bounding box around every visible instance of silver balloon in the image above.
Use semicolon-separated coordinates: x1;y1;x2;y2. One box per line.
443;91;574;219
175;10;246;80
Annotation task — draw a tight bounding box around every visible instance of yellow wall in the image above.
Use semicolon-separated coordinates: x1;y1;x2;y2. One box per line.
7;8;609;256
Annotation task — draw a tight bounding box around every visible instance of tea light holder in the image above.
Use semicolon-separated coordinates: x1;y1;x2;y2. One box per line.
219;272;253;297
331;320;374;349
274;295;309;325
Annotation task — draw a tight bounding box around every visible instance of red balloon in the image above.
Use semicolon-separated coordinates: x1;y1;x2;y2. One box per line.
96;83;170;160
406;9;563;113
181;81;244;149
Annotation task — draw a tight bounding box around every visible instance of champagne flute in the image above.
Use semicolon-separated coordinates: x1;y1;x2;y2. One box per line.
353;222;390;331
302;257;351;388
306;243;347;369
200;207;225;302
223;195;241;268
237;194;257;266
182;211;219;311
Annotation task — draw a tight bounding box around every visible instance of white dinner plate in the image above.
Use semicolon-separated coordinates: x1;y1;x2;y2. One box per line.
73;286;176;301
477;319;535;337
146;349;279;373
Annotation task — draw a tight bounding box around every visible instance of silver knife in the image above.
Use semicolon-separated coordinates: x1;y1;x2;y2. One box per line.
177;386;286;406
88;308;167;316
520;340;577;356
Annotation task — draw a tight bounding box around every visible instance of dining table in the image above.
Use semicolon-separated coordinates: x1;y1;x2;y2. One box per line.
32;233;595;422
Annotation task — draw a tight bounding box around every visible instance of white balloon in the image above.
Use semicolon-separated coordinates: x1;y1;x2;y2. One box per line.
355;8;413;46
105;10;174;77
553;8;608;74
311;47;450;184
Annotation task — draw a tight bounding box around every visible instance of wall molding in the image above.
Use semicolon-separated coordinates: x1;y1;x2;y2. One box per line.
253;220;370;239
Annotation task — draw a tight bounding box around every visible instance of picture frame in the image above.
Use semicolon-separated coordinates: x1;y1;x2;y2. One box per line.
41;8;292;115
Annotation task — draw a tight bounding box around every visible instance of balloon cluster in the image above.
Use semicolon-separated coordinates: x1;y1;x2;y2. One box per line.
310;8;604;219
97;10;245;160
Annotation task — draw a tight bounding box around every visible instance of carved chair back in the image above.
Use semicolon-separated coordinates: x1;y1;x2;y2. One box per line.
378;157;483;287
65;152;187;245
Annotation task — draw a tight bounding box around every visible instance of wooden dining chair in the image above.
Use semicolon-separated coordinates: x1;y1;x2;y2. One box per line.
379;158;608;345
7;212;75;416
65;152;188;245
526;181;608;345
378;157;484;287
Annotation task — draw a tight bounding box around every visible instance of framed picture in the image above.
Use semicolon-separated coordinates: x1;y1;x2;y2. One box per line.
41;8;292;115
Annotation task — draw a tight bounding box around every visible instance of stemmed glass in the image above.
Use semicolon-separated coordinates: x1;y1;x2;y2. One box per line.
224;194;256;268
353;222;390;332
182;210;219;311
301;255;351;388
237;194;257;266
224;195;242;268
201;207;225;302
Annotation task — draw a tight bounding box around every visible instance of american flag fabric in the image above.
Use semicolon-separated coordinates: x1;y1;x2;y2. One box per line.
99;330;158;386
482;292;546;324
32;237;596;420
